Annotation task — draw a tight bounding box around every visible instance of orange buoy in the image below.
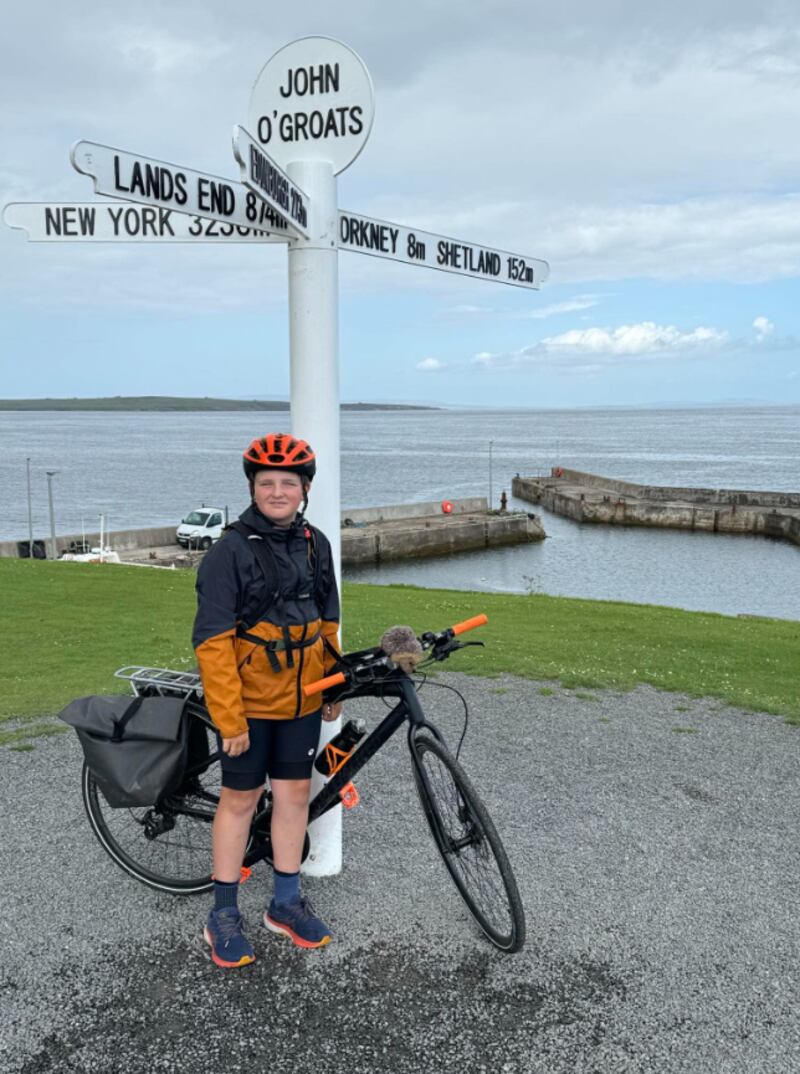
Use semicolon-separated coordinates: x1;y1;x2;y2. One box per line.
441;500;454;514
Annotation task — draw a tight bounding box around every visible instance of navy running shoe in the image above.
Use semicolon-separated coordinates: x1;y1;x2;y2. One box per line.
264;896;332;948
204;908;255;968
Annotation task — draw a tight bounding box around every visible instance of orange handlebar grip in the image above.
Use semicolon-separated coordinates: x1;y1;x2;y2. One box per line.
452;613;489;636
303;671;346;698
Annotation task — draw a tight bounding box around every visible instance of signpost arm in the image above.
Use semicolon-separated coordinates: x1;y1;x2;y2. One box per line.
287;159;342;876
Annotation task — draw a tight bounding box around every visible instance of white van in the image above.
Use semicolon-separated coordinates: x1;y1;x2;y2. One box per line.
176;507;226;550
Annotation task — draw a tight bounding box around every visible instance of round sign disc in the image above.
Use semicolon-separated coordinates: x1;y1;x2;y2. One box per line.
248;37;374;176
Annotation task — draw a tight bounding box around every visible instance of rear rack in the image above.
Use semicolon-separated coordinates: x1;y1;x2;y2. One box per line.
114;666;203;698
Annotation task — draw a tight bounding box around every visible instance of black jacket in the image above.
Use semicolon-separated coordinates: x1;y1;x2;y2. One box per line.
193;505;340;736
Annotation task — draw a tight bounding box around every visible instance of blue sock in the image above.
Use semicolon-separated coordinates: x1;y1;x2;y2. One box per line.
213;879;239;912
273;868;300;906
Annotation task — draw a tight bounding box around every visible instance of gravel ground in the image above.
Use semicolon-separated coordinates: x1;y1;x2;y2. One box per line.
3;674;799;1074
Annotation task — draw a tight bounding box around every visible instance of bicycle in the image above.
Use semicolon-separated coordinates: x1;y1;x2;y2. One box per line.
82;614;526;953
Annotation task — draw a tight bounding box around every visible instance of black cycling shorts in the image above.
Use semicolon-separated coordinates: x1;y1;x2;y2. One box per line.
219;711;322;790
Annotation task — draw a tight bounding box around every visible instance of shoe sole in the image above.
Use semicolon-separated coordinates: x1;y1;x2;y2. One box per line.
263;912;332;949
203;926;256;968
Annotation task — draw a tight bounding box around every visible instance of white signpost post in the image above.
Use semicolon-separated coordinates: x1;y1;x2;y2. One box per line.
4;34;549;877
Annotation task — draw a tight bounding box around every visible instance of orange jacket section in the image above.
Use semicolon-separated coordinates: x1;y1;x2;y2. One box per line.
321;619;342;673
197;617;342;737
195;628;248;739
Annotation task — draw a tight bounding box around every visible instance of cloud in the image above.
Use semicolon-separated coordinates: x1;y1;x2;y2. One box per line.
116;29;228;76
416;356;445;371
435;304;496;320
753;315;775;338
520;295;601;319
3;1;800;327
473;320;730;371
541;322;729;355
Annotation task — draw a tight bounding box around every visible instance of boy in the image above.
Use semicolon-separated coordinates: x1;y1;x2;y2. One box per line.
193;434;342;967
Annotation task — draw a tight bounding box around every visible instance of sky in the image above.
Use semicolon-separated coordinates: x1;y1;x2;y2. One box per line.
1;0;799;409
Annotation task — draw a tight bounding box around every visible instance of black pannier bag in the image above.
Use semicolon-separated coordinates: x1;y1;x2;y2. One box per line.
59;694;190;808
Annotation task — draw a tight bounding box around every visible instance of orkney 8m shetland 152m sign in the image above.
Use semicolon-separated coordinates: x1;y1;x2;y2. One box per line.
338;210;549;290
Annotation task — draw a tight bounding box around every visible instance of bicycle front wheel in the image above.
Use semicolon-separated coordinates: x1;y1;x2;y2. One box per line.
411;732;526;953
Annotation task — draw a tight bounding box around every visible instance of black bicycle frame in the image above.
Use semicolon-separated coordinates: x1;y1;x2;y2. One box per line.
307;675;443;825
171;675;448;862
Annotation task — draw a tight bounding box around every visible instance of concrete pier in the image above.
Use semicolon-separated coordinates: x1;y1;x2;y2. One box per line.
513;469;800;548
0;498;545;565
341;498;544;565
0;525;177;560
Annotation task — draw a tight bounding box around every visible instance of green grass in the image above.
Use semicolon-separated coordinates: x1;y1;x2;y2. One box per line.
672;727;699;734
1;560;197;721
1;560;799;726
538;687;555;697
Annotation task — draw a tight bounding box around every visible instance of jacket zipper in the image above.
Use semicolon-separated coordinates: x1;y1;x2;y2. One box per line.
294;621;309;717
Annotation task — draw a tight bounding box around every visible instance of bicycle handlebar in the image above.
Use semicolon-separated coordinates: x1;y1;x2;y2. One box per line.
304;671;347;697
302;614;488;698
452;613;488;636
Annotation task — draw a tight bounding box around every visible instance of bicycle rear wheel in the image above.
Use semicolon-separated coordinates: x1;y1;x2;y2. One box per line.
82;715;232;894
82;769;222;895
411;732;525;952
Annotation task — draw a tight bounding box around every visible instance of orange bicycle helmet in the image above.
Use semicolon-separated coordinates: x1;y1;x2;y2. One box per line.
242;433;317;481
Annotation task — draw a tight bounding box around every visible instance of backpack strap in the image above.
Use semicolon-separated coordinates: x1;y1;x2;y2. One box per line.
227;519;322;673
303;522;331;611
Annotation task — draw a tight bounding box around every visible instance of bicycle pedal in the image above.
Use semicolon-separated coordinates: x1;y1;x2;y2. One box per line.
340;782;360;809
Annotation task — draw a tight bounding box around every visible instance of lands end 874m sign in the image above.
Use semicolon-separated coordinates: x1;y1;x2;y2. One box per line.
248;36;374;175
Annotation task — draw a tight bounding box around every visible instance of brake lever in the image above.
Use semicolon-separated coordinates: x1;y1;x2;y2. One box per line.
431;639;485;662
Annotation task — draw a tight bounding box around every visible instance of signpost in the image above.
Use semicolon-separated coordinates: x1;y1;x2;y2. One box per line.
338;210;549;289
3;202;285;242
231;126;310;236
69;142;293;235
3;202;549;287
248;36;375;175
5;33;549;877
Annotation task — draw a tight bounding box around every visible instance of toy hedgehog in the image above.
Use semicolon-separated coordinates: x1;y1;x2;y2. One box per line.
380;625;424;673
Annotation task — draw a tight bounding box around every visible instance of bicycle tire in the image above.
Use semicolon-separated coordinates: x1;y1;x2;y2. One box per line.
81;760;225;895
411;732;526;953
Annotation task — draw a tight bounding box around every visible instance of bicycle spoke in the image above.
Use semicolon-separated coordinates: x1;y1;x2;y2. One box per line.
82;734;224;891
413;733;525;951
426;752;511;928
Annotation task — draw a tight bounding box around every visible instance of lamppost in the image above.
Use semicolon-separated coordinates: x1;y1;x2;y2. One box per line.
489;440;494;511
45;471;58;560
26;458;33;557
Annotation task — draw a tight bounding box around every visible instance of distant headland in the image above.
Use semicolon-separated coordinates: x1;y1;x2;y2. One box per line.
0;396;440;412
